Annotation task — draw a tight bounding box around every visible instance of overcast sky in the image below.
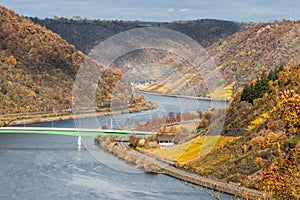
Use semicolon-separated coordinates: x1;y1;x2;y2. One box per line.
1;0;299;22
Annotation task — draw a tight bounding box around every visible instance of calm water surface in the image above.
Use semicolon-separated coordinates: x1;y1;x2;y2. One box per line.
0;94;233;200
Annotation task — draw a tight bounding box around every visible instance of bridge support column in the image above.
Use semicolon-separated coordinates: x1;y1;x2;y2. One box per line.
77;136;82;146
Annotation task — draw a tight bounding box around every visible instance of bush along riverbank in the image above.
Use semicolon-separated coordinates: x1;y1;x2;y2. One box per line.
94;136;163;173
94;135;265;199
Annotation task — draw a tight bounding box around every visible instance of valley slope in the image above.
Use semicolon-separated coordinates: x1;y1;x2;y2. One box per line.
185;63;300;199
0;6;146;120
141;20;300;99
0;6;83;115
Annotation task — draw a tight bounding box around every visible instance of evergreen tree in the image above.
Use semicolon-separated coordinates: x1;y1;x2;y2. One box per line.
241;66;283;104
261;72;269;92
241;85;249;101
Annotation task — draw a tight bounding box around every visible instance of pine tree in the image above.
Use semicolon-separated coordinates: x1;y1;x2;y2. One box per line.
241;66;283;104
241;85;249;102
261;72;269;92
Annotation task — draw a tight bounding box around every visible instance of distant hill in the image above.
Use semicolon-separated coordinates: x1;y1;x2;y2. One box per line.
208;19;300;90
29;17;241;54
141;20;300;99
28;17;240;98
0;6;143;116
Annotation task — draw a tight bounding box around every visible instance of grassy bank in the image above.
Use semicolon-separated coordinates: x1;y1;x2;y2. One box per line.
0;102;158;127
95;135;264;199
148;136;236;165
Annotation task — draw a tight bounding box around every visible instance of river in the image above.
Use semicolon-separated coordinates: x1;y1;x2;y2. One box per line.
0;94;233;200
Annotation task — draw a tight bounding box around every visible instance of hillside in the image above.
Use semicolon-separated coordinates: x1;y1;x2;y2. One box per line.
139;20;300;99
0;6;147;118
184;63;300;199
27;17;242;99
208;20;300;91
0;6;85;115
109;49;208;96
29;17;240;54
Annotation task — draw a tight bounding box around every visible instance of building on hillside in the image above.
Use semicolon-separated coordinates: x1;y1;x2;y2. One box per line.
157;135;175;148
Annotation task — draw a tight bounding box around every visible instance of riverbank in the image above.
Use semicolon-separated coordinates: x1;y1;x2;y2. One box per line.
138;91;230;102
94;136;163;173
0;102;158;127
94;136;264;199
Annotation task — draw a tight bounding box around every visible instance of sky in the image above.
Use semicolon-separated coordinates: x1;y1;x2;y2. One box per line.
1;0;300;22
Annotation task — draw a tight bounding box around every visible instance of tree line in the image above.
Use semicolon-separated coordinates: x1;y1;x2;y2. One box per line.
241;65;284;104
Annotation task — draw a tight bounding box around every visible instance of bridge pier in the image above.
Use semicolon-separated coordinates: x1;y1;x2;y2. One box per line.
77;136;82;146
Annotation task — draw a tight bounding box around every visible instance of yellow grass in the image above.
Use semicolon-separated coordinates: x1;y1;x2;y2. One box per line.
216;65;223;70
142;72;196;94
142;83;158;91
175;122;199;131
151;136;235;165
210;82;235;99
247;112;269;130
225;81;236;95
210;87;226;99
157;86;170;93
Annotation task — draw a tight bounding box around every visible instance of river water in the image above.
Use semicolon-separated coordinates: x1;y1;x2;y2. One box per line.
0;94;233;200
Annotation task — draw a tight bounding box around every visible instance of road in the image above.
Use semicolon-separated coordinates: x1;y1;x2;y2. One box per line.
115;138;264;199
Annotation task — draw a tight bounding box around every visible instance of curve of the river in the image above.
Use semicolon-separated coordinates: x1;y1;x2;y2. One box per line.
0;94;233;200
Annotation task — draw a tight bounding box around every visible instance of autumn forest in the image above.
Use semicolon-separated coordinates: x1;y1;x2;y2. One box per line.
0;5;299;199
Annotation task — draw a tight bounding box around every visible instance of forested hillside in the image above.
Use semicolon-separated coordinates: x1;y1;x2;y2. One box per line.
208;20;300;91
140;20;300;99
0;6;144;116
0;6;84;114
30;17;240;54
186;63;300;199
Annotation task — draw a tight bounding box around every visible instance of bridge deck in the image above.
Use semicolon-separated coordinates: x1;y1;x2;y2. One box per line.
0;127;156;137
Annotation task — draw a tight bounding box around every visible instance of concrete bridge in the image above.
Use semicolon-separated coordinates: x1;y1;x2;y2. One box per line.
0;127;157;146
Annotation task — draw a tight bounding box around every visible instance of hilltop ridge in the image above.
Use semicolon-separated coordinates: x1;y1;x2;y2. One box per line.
29;17;241;54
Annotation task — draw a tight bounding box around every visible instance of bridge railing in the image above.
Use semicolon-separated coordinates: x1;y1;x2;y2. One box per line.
0;127;157;137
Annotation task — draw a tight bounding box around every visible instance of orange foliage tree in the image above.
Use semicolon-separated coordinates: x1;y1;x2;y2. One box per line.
275;89;300;134
259;153;300;199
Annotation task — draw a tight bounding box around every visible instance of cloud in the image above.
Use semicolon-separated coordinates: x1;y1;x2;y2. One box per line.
1;0;300;22
167;8;175;13
179;8;190;13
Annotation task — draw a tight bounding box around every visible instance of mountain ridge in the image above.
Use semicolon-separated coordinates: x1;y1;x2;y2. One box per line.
29;17;241;54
